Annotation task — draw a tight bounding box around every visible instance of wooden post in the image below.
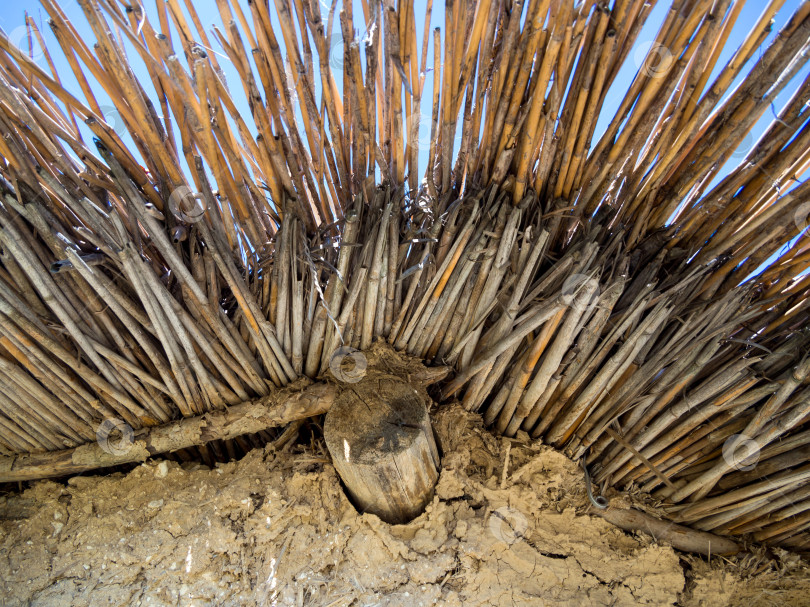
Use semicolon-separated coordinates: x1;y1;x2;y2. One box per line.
324;376;440;524
597;507;740;556
0;380;335;483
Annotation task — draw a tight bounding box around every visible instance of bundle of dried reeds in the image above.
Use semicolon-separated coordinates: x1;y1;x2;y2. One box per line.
1;0;810;549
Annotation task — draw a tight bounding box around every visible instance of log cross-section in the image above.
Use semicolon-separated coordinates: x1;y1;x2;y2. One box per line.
324;377;440;524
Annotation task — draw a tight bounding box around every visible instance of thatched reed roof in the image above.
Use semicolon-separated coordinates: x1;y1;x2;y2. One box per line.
0;0;809;550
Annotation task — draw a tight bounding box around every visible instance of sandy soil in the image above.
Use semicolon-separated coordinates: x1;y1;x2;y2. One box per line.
1;403;808;606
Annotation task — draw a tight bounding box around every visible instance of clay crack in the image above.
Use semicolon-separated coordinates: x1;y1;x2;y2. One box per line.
576;562;614;587
523;537;568;560
536;550;568;560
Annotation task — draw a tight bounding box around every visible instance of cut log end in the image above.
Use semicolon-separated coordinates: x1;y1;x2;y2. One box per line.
324;376;440;524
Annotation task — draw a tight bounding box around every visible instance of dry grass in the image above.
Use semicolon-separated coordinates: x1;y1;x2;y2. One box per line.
0;0;809;547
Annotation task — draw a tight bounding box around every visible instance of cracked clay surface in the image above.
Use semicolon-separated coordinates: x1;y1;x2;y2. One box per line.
1;403;808;606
